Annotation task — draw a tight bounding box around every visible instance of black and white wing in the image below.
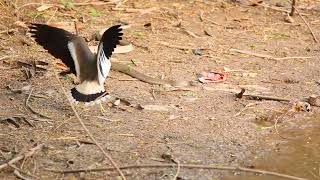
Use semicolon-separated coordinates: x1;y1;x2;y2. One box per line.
96;25;123;85
29;23;94;80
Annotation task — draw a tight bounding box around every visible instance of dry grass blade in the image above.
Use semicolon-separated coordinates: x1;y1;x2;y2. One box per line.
53;73;126;180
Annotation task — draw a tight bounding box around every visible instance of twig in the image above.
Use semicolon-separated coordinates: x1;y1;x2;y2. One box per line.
294;6;319;43
6;85;48;99
53;73;126;180
111;7;157;14
289;0;296;16
111;7;141;12
236;89;290;102
70;2;115;6
243;94;291;102
172;161;180;180
8;164;37;179
250;2;308;15
181;28;201;38
244;94;290;102
274;56;313;60
199;11;223;26
25;88;51;119
46;163;307;180
159;41;209;50
230;49;313;60
0;144;44;170
118;78;139;81
16;2;115;10
274;108;291;139
13;170;31;180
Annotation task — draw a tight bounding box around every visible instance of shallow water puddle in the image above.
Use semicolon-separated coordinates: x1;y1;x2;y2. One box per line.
223;115;320;180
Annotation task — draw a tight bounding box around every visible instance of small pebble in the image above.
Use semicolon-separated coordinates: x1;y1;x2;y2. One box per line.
192;49;202;56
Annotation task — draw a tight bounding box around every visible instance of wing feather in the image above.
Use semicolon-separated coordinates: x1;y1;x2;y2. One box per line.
97;25;123;85
29;23;94;78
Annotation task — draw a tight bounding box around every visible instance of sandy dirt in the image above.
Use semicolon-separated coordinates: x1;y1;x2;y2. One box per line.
0;0;319;179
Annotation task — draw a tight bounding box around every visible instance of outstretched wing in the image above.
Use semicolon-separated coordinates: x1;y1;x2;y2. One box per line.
96;25;123;85
29;23;94;78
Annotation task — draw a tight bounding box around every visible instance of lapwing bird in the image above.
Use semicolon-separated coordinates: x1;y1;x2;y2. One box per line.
29;23;123;105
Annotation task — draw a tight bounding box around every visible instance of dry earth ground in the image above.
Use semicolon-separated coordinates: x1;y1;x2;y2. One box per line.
0;0;319;179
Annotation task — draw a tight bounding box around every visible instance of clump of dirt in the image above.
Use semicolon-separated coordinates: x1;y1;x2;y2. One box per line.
0;0;319;179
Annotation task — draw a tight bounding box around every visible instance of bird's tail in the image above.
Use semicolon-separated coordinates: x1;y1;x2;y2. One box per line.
69;88;109;104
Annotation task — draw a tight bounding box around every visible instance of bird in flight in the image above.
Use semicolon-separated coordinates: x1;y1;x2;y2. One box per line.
29;23;123;105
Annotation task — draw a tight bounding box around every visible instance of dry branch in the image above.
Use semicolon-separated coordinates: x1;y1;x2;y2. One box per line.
46;163;307;180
